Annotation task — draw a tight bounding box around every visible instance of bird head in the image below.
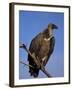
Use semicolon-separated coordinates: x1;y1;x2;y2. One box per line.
48;23;58;30
48;23;58;36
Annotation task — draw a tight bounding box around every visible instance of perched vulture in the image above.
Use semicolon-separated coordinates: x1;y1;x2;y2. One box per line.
20;23;58;77
28;23;58;77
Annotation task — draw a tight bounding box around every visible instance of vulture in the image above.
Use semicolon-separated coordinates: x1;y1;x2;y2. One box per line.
20;23;58;77
28;23;58;77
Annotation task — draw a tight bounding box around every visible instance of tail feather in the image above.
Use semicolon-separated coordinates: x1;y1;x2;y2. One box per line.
29;66;39;77
28;54;39;77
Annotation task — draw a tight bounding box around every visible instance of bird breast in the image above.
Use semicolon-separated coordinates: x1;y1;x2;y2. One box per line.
38;38;50;60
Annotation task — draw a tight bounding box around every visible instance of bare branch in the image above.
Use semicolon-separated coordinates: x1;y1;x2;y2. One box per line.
20;60;34;69
19;43;52;77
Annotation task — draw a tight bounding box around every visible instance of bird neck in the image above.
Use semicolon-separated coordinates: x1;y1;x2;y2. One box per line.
43;29;53;39
49;29;53;37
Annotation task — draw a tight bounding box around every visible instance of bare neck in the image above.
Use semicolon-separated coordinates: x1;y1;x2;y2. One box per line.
49;29;53;37
43;28;53;38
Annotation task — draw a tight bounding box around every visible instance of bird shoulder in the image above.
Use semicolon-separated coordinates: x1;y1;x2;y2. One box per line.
44;35;53;42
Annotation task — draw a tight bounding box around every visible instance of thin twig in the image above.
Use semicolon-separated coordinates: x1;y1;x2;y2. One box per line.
20;60;34;69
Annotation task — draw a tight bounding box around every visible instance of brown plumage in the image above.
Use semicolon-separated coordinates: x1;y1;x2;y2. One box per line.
28;23;58;77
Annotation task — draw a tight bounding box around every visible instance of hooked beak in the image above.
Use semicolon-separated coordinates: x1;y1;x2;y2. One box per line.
52;24;58;29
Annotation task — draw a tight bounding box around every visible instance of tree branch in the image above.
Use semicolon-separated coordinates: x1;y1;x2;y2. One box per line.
20;60;34;69
19;42;52;77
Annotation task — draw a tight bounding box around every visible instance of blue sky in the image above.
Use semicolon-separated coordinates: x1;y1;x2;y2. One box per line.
19;10;64;79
